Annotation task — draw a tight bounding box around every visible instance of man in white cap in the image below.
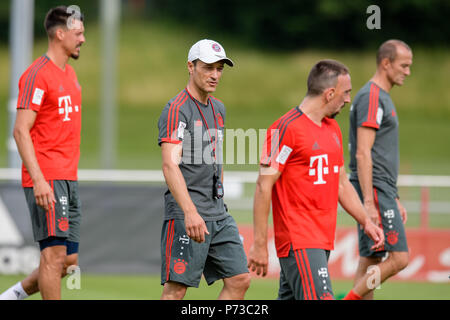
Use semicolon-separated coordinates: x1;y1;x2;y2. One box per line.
157;39;250;299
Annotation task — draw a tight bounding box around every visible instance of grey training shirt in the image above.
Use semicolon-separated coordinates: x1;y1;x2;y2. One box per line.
158;89;228;221
348;81;400;196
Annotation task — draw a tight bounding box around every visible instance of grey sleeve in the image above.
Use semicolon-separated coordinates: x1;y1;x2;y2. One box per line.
158;103;189;146
355;92;382;130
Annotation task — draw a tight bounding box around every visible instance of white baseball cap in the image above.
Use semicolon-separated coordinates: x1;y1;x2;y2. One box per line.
188;39;234;67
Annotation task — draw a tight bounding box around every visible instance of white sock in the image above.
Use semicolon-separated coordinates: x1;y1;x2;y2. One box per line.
0;281;29;300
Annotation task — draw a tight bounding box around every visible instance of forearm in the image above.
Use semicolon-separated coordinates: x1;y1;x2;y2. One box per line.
339;172;370;227
252;180;271;247
13;127;45;184
356;150;375;205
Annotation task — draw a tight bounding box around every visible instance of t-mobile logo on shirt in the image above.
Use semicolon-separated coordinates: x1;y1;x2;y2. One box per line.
309;154;339;185
58;95;79;122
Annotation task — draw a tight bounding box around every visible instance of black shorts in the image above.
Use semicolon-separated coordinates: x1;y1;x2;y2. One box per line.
351;180;408;258
278;247;334;300
24;180;81;250
161;216;249;288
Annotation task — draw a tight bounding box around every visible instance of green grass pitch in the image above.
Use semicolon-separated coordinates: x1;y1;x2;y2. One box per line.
0;274;448;300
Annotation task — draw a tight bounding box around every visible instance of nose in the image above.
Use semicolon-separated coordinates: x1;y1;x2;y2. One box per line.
211;69;219;79
345;94;351;104
404;67;410;76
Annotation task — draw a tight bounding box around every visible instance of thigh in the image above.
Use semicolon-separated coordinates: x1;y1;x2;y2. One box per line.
67;181;82;244
351;181;387;258
277;254;297;300
203;216;249;286
375;187;408;253
24;181;72;242
160;219;210;288
280;248;334;300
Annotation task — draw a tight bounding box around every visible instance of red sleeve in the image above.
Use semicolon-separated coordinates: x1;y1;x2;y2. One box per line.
260;121;296;173
17;64;48;112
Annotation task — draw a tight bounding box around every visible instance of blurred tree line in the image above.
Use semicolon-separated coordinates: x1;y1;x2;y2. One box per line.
149;0;450;49
0;0;99;44
1;0;449;50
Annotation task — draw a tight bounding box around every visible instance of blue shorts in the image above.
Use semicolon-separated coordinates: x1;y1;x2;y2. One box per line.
39;236;79;255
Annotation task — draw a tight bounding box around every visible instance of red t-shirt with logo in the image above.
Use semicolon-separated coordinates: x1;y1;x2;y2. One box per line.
261;107;344;257
16;55;82;187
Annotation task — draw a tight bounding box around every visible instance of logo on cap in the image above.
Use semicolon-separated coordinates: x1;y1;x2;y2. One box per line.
212;43;221;52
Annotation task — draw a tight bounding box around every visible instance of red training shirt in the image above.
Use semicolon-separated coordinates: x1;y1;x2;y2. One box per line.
261;107;344;257
16;55;82;187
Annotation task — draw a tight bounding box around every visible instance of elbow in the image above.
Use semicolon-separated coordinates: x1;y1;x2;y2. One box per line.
12;125;25;143
161;161;172;176
255;176;273;197
161;159;179;177
355;149;370;164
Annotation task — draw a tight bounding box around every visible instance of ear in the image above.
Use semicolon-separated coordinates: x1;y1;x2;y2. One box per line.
187;61;195;75
324;87;335;103
54;27;66;41
380;57;391;71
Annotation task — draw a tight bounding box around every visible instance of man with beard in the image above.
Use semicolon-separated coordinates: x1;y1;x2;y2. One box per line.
0;6;85;300
248;60;384;300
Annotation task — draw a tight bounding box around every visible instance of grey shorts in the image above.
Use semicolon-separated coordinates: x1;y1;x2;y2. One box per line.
278;247;334;300
160;215;249;288
24;180;81;243
351;180;408;258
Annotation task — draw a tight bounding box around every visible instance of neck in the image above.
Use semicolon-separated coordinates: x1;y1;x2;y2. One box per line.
371;71;393;93
298;96;326;126
186;82;209;104
46;43;69;71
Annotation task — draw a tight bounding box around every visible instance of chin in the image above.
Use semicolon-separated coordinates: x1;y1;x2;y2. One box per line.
329;113;338;119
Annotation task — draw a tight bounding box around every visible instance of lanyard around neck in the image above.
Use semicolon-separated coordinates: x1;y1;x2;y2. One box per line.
185;88;219;158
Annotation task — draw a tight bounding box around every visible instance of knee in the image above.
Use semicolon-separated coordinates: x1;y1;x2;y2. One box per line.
41;247;67;272
226;273;251;293
161;282;187;300
63;254;79;277
390;252;409;274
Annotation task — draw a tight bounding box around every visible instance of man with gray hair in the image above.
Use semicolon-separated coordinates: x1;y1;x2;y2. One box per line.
344;39;412;300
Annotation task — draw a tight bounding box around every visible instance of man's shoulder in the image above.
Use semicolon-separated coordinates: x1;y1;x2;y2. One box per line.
209;95;226;113
20;55;51;82
164;90;192;112
210;95;224;106
271;107;303;129
353;81;373;103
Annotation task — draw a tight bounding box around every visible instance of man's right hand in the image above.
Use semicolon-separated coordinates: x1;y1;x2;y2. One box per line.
185;211;209;243
33;179;56;211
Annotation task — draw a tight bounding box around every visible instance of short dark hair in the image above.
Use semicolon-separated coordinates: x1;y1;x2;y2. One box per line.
44;6;84;39
376;39;411;66
306;59;349;97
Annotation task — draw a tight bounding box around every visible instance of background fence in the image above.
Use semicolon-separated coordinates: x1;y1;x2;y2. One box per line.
1;169;448;282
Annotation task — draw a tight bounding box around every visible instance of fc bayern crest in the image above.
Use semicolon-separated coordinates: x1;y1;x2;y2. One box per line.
212;43;221;52
386;230;399;245
217;114;224;127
